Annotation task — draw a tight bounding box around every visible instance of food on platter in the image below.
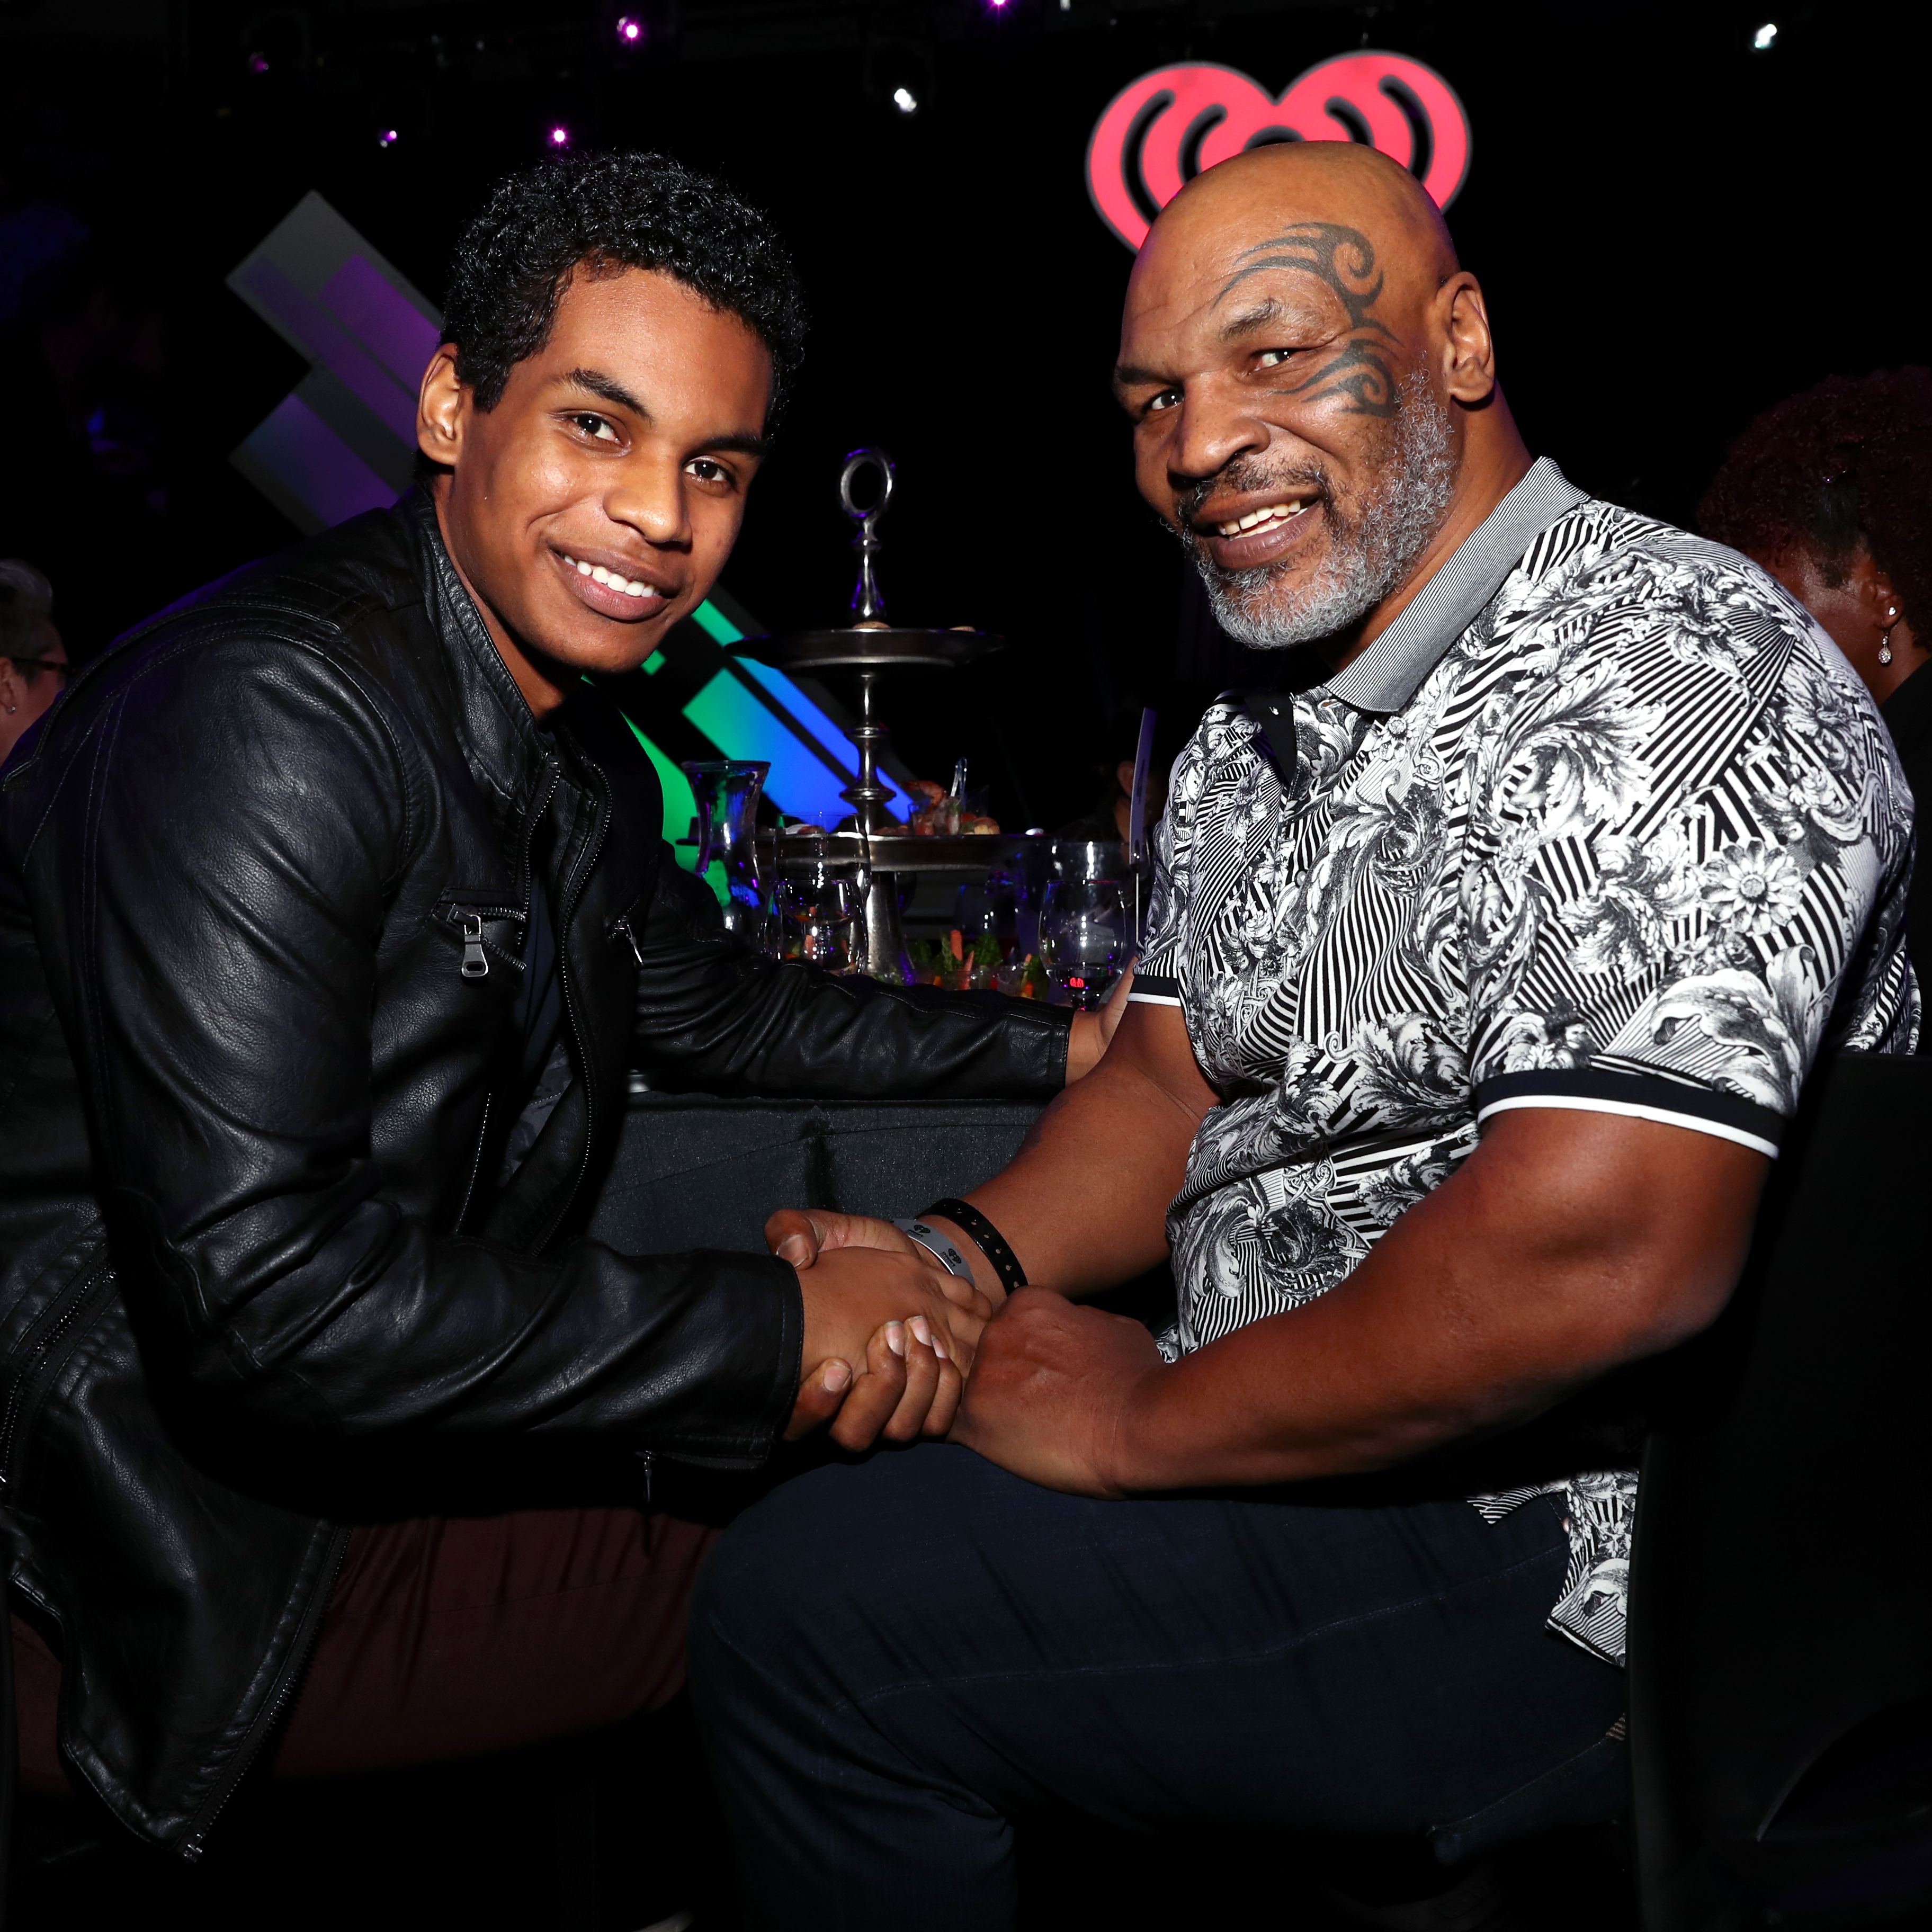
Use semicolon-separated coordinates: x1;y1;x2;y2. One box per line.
905;777;999;836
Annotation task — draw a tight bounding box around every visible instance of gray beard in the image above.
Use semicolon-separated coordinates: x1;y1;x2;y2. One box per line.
1188;373;1459;652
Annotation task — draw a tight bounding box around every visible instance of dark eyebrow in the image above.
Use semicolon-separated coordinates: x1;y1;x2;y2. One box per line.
562;366;649;416
561;367;767;459
1218;296;1295;343
1111;363;1170;397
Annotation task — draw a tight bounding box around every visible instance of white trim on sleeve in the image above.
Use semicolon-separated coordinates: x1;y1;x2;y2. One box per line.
1475;1092;1779;1160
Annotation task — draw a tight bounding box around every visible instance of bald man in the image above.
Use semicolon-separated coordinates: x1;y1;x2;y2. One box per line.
688;146;1915;1929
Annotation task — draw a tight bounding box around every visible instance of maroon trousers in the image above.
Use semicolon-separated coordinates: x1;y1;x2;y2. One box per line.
13;1507;717;1795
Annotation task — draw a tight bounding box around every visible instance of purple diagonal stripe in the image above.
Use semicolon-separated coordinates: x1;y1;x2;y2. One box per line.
321;254;442;390
231;255;419;443
236;392;395;531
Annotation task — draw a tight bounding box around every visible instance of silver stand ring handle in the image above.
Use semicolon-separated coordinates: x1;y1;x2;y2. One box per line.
840;449;895;624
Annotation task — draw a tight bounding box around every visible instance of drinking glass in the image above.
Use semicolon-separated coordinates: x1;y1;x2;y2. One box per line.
683;759;774;954
1038;876;1128;1009
954;861;1022;959
776;867;865;974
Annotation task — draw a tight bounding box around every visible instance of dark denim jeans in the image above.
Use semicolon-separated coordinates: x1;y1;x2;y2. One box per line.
688;1444;1627;1930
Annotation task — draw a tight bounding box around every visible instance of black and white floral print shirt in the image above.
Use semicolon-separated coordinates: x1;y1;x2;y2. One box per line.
1131;459;1917;1665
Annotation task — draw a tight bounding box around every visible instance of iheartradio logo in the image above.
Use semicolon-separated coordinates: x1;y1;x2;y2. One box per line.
1086;51;1471;252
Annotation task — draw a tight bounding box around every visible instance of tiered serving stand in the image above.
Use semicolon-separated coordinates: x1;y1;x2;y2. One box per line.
731;450;1020;981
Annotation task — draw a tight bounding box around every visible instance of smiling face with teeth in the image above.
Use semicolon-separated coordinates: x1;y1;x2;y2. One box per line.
417;264;772;717
1114;142;1532;661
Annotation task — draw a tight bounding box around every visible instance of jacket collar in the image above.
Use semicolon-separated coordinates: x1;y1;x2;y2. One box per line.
395;487;560;835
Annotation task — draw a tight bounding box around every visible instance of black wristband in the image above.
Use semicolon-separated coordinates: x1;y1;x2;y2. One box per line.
919;1198;1027;1296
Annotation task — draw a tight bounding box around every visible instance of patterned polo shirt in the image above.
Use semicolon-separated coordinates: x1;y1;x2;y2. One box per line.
1131;458;1917;1664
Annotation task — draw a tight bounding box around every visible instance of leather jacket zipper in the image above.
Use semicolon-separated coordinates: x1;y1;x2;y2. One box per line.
611;913;645;967
0;1258;115;1489
452;1092;493;1235
527;767;609;1255
442;901;525;982
180;1522;352;1862
460;914;488;978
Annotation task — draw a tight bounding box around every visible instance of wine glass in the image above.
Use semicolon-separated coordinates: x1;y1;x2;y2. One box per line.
1038;876;1128;1009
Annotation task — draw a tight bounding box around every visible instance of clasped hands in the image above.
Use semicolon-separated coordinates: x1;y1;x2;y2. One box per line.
771;1208;1165;1492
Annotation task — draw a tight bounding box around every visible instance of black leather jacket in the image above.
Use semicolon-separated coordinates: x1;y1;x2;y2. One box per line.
0;494;1068;1856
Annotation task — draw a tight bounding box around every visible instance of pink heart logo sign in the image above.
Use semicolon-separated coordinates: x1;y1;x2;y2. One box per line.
1086;50;1471;252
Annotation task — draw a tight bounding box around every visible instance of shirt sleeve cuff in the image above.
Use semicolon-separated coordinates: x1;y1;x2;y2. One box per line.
1127;971;1182;1007
1474;1068;1785;1159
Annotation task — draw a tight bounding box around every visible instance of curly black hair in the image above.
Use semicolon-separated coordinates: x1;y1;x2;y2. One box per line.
1698;367;1932;629
437;150;808;433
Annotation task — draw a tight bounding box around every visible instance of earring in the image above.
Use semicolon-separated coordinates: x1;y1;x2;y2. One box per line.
1880;628;1895;666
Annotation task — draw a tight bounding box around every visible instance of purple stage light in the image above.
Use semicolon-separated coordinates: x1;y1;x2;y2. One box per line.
617;15;643;42
247;51;269;73
377;129;399;148
549;125;570;147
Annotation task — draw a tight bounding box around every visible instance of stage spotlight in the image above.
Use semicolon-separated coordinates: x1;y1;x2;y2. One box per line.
864;33;936;120
377;128;399;148
549;124;571;147
1751;21;1777;49
616;14;642;42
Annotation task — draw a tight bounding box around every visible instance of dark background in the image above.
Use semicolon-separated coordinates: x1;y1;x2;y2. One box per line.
2;0;1926;831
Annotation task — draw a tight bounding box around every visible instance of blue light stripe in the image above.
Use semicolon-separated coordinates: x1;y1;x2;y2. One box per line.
687;599;910;817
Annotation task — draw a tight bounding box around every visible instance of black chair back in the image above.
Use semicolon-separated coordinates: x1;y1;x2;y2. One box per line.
1629;1050;1932;1930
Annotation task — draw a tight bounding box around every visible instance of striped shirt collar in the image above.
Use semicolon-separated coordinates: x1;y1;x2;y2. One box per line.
1321;456;1588;716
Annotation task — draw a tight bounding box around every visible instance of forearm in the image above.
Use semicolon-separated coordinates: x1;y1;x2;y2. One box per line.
1108;1272;1563;1491
928;1052;1197;1300
953;1110;1769;1500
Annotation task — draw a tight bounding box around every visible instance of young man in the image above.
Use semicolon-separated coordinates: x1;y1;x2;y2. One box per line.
0;153;1108;1853
688;142;1917;1927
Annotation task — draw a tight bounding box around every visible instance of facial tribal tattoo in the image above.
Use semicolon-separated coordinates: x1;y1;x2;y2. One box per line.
1214;222;1399;420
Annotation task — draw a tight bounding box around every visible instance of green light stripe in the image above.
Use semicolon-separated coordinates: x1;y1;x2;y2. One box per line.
615;709;704;875
691;601;743;645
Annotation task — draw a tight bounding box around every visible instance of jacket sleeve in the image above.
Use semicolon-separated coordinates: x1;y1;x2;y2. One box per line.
16;638;800;1465
631;863;1072;1098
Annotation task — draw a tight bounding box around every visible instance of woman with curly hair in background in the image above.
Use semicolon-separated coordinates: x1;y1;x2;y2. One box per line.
1700;367;1932;1016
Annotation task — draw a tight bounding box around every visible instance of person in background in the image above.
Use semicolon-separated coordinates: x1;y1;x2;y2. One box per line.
1052;706;1176;848
1698;368;1932;1008
0;559;68;767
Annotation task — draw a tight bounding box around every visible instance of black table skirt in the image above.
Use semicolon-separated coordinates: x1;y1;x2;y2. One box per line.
584;1093;1046;1259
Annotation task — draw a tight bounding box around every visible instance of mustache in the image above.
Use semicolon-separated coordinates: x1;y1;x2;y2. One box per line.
1175;458;1335;538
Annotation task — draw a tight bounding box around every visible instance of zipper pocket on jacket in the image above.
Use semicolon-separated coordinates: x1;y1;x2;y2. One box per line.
0;1258;115;1489
434;901;526;982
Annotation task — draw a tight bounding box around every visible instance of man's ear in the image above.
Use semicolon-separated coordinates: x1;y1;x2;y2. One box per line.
1439;274;1497;407
417;344;468;469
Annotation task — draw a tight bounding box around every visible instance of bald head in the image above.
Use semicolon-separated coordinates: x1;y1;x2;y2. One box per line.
1146;141;1459;319
1113;139;1528;659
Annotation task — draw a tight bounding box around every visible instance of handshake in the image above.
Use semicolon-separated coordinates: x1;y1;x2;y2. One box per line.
770;1208;993;1448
